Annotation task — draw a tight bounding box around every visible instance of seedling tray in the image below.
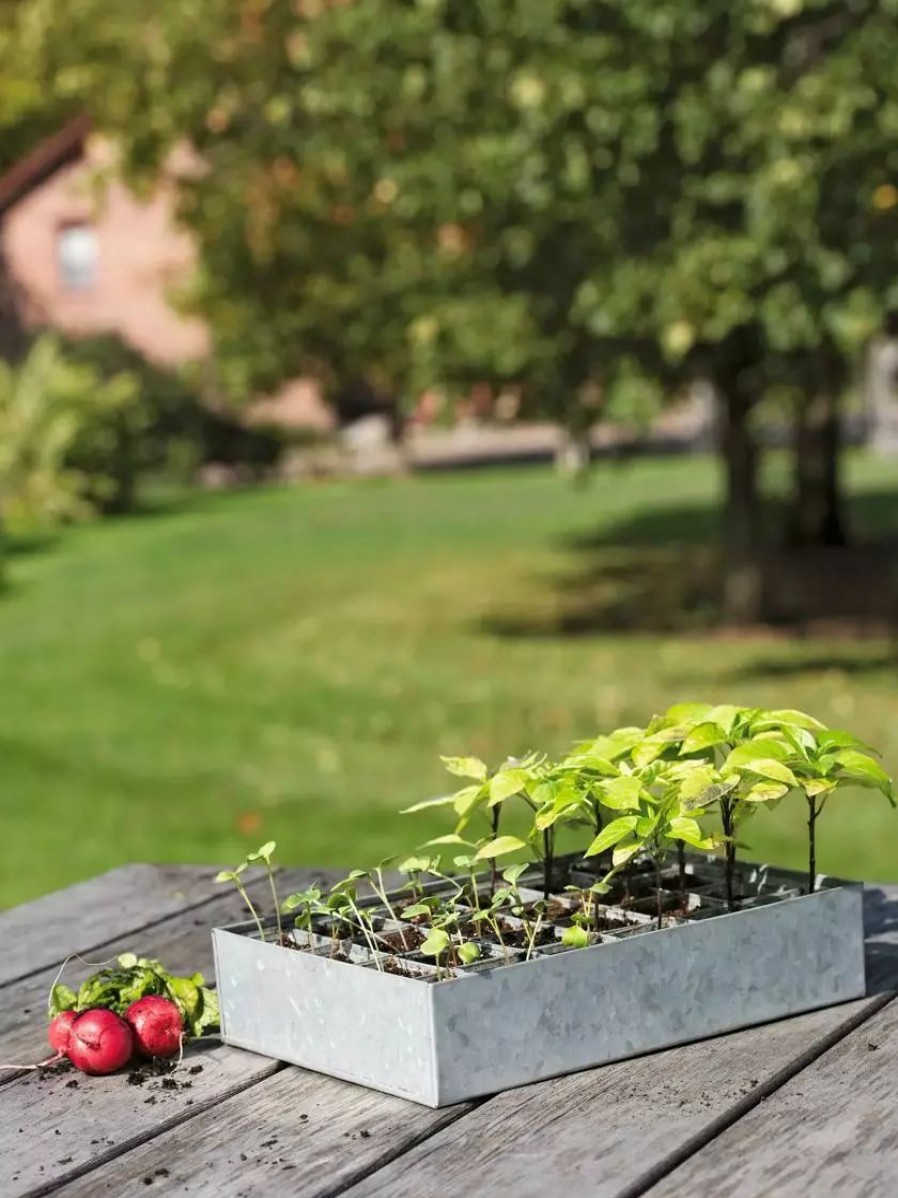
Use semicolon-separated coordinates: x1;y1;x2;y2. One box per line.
212;852;865;1107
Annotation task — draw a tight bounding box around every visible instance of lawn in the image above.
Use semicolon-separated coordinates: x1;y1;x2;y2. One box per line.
4;451;898;908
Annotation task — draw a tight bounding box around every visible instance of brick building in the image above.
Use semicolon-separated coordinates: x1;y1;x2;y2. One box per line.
0;119;331;429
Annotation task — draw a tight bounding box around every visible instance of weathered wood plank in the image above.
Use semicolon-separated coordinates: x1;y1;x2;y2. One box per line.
0;869;335;1081
0;866;221;987
2;1041;282;1197
5;878;894;1198
340;999;882;1198
340;885;898;1198
0;870;340;1196
647;993;898;1198
53;1068;470;1198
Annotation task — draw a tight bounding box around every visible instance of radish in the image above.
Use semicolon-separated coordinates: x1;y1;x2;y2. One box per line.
48;1010;78;1056
124;996;183;1059
67;1009;134;1075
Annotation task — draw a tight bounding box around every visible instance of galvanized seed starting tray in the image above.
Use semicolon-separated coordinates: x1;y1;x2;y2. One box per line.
213;852;865;1107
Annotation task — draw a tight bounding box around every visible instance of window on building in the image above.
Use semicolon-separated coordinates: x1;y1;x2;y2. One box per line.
57;222;98;291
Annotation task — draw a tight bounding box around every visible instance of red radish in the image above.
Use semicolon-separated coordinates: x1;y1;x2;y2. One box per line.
124;996;183;1059
67;1009;134;1075
48;1011;78;1056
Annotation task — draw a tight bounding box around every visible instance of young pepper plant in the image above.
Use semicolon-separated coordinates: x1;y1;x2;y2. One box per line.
749;710;896;892
583;759;719;928
402;753;539;896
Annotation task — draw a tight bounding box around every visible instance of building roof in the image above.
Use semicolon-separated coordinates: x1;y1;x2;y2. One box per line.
0;116;91;217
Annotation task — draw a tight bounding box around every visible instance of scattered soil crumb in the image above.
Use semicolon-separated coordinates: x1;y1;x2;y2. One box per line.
57;1157;74;1166
360;1130;371;1139
188;1064;203;1075
261;1137;278;1148
65;1079;79;1090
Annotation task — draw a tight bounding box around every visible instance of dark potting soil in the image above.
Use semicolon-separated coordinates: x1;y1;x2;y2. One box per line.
462;919;555;949
558;913;637;934
372;926;426;953
127;1060;195;1092
381;957;440;980
521;900;571;923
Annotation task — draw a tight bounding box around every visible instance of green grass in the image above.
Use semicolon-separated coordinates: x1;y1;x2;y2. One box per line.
5;452;898;908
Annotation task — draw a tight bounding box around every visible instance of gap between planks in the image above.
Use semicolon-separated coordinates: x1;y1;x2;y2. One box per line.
19;1063;288;1198
615;989;897;1198
0;869;335;1090
0;865;333;992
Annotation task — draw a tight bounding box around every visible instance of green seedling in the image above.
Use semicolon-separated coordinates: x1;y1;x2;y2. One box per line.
214;862;266;941
246;841;281;941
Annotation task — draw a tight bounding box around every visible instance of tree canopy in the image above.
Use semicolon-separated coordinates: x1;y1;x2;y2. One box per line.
5;0;898;569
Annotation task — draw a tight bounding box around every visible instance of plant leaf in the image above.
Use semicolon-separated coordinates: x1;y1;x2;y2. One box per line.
599;775;643;811
612;841;641;867
474;835;528;860
833;750;895;801
742;781;790;803
400;793;458;814
679;722;728;755
561;924;591;948
489;768;529;805
457;942;480;964
421;928;451;958
667;816;717;849
759;709;826;731
440;755;488;781
48;982;77;1018
584;815;639;857
502;863;528;886
804;778;837;798
454;784;486;817
665;702;713;723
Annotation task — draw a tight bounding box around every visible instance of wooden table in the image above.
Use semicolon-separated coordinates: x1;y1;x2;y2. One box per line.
2;866;898;1198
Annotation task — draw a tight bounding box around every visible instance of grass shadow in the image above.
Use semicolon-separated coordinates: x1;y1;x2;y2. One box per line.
481;482;898;640
729;648;898;680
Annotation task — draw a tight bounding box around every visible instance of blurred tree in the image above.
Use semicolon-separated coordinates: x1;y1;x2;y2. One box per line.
0;335;140;556
8;0;898;612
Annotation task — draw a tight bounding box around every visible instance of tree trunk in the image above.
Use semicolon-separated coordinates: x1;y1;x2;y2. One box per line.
717;364;764;623
788;383;846;547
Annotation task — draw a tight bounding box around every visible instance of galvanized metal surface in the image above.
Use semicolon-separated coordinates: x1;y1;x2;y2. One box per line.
214;858;866;1107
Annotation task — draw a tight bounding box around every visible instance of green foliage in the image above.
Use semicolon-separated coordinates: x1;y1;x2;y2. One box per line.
214;845;276;942
47;953;219;1037
403;700;895;920
12;0;898;429
0;335;140;535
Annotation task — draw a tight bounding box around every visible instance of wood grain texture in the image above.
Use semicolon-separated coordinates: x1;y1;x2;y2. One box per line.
0;869;336;1082
342;998;878;1198
54;1066;470;1198
648;994;898;1198
0;866;222;986
0;1042;281;1197
344;885;898;1198
2;876;894;1198
0;868;339;1197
